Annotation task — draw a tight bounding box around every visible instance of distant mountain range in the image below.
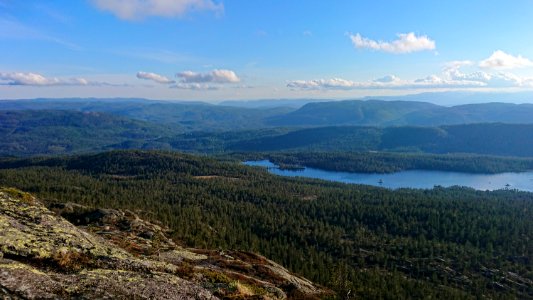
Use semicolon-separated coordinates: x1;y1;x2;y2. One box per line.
2;97;533;129
219;91;533;108
266;100;438;126
267;100;533;127
2;96;533;157
0;98;293;131
361;91;533;106
218;98;328;108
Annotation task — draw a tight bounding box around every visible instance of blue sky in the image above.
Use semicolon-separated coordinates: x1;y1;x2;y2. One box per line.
1;0;533;101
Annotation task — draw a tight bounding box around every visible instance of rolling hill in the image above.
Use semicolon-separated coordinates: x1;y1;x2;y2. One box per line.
0;110;175;156
4;97;533;129
396;102;533;126
0;98;294;131
266;100;438;126
228;123;533;156
2;109;533;158
266;99;533;127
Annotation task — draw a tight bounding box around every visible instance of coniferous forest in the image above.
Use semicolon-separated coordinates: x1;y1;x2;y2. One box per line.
1;150;531;299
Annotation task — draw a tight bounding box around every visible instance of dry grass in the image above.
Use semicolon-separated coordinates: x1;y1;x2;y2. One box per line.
52;249;91;271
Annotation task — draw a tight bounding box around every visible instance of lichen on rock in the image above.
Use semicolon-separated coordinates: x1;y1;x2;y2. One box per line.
1;188;328;299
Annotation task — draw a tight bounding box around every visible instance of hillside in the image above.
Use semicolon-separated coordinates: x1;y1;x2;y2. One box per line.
381;123;533;156
0;110;175;156
397;102;533;126
267;99;533;127
1;150;531;298
0;187;327;299
266;100;438;126
228;123;533;156
4;98;533;130
3;109;533;159
0;99;294;131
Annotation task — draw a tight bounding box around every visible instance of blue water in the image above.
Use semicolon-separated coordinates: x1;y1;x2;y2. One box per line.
244;160;533;192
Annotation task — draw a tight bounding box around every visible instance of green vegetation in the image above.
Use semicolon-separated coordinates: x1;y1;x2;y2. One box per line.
226;124;533;157
4;98;533;129
235;151;533;174
4;106;533;159
268;100;533;127
0;110;175;156
0;98;294;131
266;100;438;126
1;150;531;299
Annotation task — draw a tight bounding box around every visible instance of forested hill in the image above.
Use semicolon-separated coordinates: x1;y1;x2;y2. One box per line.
228;123;533;156
0;110;175;156
0;150;531;298
3;98;533;129
3;109;533;158
396;102;533;126
266;99;533;127
0;98;294;131
266;100;438;126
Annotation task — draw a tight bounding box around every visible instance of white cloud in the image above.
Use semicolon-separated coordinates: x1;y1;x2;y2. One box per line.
92;0;223;20
479;50;533;69
413;75;486;88
170;83;219;90
349;32;436;54
443;61;492;82
287;75;485;90
176;69;240;83
287;59;533;91
136;71;175;84
171;69;240;90
492;72;533;87
0;72;105;86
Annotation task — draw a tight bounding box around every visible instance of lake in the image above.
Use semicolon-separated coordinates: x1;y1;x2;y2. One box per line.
244;160;533;192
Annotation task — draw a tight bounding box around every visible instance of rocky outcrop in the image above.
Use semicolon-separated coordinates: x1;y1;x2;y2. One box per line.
0;188;328;299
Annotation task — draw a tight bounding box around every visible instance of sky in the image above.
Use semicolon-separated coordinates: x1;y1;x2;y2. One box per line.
1;0;533;102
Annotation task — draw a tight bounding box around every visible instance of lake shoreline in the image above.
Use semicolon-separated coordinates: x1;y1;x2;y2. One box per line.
244;160;533;192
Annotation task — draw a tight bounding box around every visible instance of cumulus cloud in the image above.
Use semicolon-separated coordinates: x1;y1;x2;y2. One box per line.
287;76;485;91
136;71;175;84
170;83;219;90
0;72;104;86
349;32;436;54
443;61;492;82
412;75;486;88
479;50;533;69
287;62;533;91
491;72;533;88
92;0;223;20
132;69;241;90
176;69;240;84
